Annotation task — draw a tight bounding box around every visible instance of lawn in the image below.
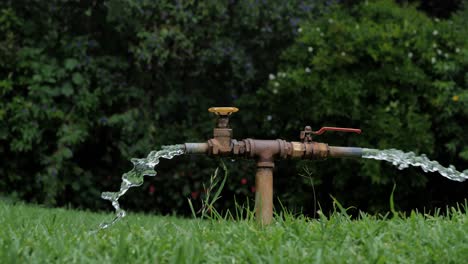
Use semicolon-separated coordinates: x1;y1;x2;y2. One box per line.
1;200;467;263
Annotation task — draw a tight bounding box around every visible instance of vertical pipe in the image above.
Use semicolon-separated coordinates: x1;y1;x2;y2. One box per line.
255;167;273;225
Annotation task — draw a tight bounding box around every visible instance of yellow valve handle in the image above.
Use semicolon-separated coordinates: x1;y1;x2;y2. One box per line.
208;107;239;116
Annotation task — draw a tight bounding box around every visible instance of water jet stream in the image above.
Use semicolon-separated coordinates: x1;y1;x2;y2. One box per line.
97;106;467;227
362;148;468;182
99;144;185;229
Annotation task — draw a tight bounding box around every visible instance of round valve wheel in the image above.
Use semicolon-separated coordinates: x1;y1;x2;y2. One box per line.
208;107;239;116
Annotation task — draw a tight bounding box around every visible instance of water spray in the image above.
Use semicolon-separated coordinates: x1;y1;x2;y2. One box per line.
100;106;467;228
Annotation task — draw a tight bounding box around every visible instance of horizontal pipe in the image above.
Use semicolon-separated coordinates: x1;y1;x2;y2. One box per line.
184;142;209;154
328;146;363;159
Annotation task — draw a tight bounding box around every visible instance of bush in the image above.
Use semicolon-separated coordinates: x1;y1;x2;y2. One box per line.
0;0;329;212
245;0;468;212
1;0;466;215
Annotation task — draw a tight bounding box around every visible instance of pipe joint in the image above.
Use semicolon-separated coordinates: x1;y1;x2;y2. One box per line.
243;139;286;160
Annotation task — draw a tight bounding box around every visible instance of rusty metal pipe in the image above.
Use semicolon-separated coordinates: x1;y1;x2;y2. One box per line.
184;143;209;154
244;139;289;167
255;167;273;225
328;146;363;158
182;107;364;225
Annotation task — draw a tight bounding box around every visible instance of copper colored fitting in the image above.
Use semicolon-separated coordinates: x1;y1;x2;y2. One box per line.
290;142;305;158
208;128;233;155
243;139;289;168
310;142;330;160
289;141;329;160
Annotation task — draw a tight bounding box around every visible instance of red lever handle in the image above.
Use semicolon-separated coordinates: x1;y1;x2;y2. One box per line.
312;127;362;135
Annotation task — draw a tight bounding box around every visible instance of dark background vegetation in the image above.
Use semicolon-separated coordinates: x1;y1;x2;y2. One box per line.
0;0;466;216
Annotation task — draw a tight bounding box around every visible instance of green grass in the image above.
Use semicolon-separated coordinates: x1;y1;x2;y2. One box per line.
1;200;467;263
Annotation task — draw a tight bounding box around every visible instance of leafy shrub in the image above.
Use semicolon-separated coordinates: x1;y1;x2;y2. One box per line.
246;0;468;212
1;0;466;215
0;0;329;212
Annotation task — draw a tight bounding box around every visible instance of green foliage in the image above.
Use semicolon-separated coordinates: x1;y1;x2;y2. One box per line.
0;0;466;215
0;0;328;212
0;2;138;206
249;0;468;212
1;201;468;263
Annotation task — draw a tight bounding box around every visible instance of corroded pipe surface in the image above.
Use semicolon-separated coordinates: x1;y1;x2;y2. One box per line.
328;146;363;158
185;142;363;159
184;107;364;225
255;167;273;225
